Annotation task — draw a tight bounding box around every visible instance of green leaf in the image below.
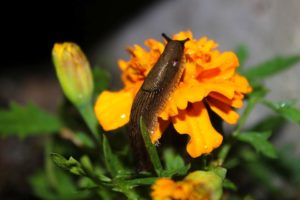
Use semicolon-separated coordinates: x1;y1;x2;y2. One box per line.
275;145;300;186
80;155;93;173
162;148;190;177
74;132;95;148
211;167;227;180
29;169;91;200
263;100;300;124
102;135;125;177
240;149;279;194
248;85;268;100
78;177;112;200
0;102;62;138
163;148;184;170
93;66;110;94
251;115;284;132
139;117;163;176
243;195;255;200
50;153;85;176
235;44;249;68
223;179;237;191
236;131;277;158
124;177;157;187
243;55;300;81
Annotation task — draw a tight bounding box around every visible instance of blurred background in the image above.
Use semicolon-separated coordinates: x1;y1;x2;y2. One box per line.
0;0;300;199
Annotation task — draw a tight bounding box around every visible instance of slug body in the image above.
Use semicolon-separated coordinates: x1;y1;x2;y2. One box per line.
129;34;189;170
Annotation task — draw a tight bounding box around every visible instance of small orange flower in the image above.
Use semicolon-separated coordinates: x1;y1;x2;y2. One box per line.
94;31;252;157
151;171;223;200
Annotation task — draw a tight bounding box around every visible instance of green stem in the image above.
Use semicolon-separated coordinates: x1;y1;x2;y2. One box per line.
45;137;57;188
139;117;163;176
218;99;256;164
115;181;140;200
234;99;255;136
77;102;101;144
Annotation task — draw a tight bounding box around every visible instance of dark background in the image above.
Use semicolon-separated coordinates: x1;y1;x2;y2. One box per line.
1;0;158;73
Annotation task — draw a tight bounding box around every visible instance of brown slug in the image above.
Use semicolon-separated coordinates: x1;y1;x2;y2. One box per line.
129;33;189;170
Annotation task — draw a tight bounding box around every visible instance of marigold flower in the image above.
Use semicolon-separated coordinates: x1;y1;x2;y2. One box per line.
94;31;252;157
151;171;223;200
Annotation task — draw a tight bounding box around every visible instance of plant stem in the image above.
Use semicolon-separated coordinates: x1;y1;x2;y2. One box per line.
45;137;58;188
77;102;101;144
218;99;255;165
139;117;163;176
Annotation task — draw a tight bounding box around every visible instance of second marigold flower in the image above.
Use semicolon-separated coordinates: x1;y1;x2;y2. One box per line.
94;31;252;158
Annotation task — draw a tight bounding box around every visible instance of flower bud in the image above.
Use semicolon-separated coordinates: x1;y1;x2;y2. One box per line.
151;170;224;200
52;42;94;106
185;170;223;200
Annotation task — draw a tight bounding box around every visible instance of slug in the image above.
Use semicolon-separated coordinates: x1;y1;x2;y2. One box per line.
129;33;189;170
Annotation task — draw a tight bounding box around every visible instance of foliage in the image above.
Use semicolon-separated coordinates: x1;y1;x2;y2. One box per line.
0;103;62;138
1;45;300;200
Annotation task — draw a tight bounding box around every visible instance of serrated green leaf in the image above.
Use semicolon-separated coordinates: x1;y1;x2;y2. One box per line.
0;102;62;138
235;44;249;68
263;100;300;124
236;131;277;158
50;153;70;170
80;155;93;173
93;66;110;94
102;135;125;177
50;153;85;176
243;55;300;81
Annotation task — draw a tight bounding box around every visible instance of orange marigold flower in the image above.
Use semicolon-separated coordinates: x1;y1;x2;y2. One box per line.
94;31;252;158
151;171;223;200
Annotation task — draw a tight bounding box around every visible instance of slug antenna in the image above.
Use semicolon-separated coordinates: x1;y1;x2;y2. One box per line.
162;33;172;42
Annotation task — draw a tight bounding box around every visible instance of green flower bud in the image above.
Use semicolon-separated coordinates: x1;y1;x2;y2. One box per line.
185;170;224;200
52;42;94;106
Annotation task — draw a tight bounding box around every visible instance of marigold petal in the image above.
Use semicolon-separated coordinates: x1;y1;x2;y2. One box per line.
182;62;198;81
232;73;253;93
207;97;239;124
94;89;133;131
161;80;209;118
151;118;170;143
151;178;176;200
206;52;239;71
175;80;208;109
145;39;164;53
118;59;128;72
172;102;223;157
209;92;244;108
173;31;193;41
202;81;235;99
